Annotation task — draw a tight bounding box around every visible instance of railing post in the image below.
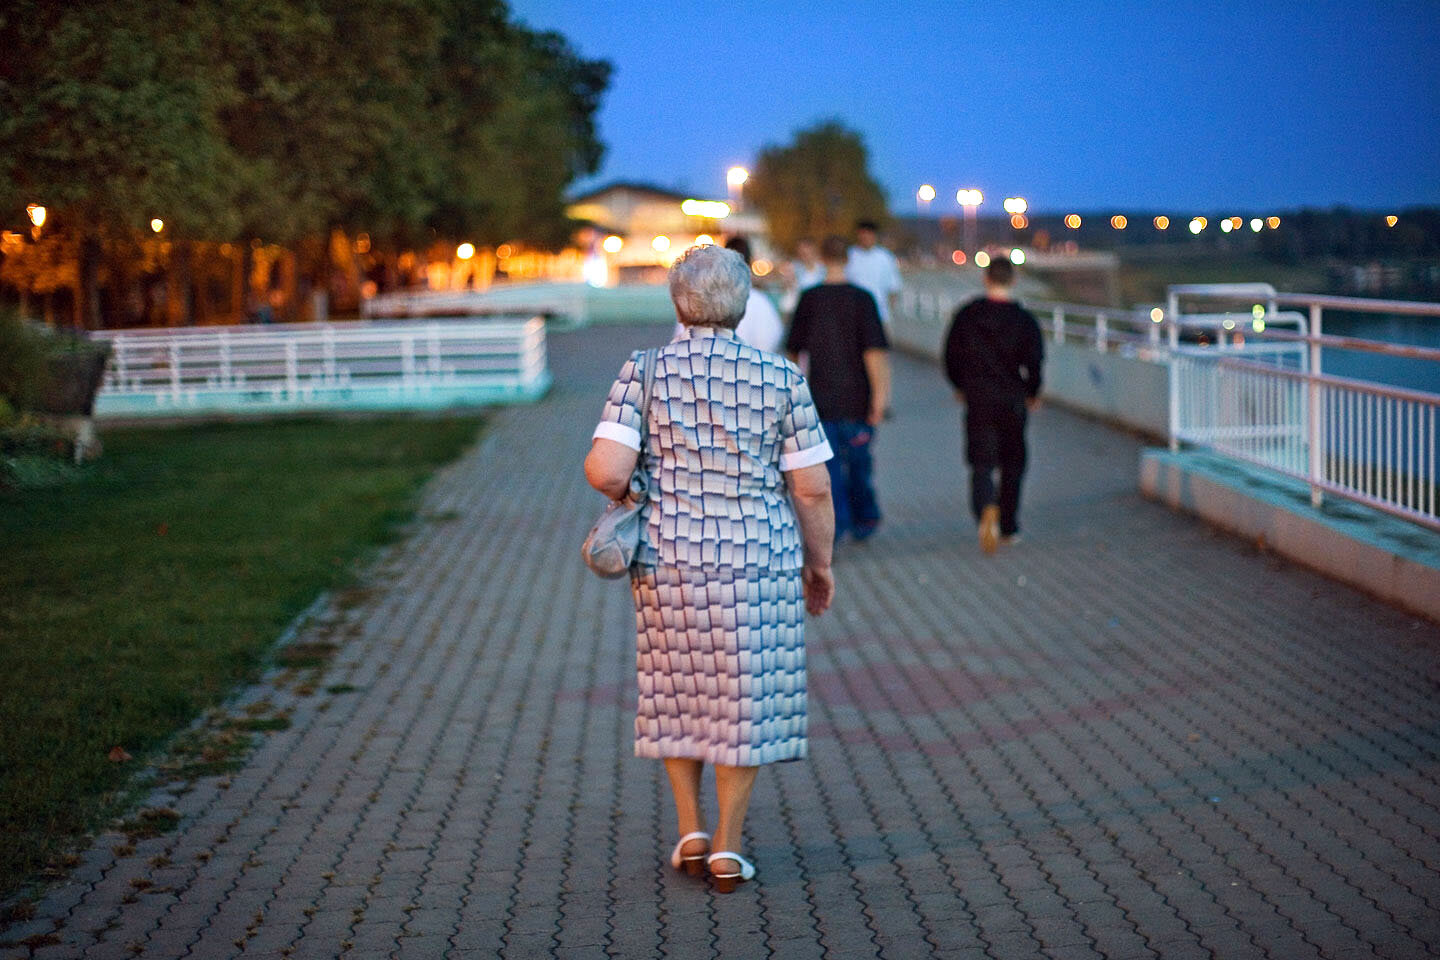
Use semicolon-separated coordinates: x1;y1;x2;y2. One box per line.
1095;313;1107;352
285;340;298;399
1053;307;1065;343
1308;303;1324;507
170;341;182;402
1166;291;1180;354
1168;352;1181;452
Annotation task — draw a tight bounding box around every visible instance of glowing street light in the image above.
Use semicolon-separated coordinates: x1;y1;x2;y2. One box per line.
1150;308;1164;324
456;242;475;260
1064;214;1081;229
1009;248;1026;265
1153;216;1170;230
694;235;714;246
602;235;623;253
1002;197;1028;215
1265;216;1280;229
1010;214;1028;229
150;218;164;234
651;235;671;252
726;166;749;211
1189;217;1207;234
1385;215;1398;227
956;189;983;255
1220;219;1233;233
916;184;936;204
974;250;991;268
681;198;731;219
26;204;46;228
1111;215;1128;230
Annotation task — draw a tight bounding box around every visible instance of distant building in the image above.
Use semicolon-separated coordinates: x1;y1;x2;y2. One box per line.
566;182;771;285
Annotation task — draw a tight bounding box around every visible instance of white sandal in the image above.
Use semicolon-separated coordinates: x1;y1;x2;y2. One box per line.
669;831;711;876
706;851;755;893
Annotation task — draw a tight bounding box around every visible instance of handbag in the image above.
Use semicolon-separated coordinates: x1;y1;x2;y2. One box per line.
581;348;658;579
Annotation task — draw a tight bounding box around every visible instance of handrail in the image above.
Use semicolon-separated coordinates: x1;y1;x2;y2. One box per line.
1275;292;1440;316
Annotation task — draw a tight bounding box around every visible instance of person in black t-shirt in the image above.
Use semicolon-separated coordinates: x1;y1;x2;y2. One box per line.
786;236;892;542
943;257;1044;554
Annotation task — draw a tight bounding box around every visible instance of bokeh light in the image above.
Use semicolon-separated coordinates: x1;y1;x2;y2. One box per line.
456;242;475;260
1110;215;1127;230
602;235;623;253
1385;215;1398;227
651;235;671;252
1009;248;1026;265
1150;308;1164;323
1010;214;1028;229
974;250;991;268
1265;216;1280;229
694;234;714;246
26;204;46;228
1153;216;1169;230
1064;214;1081;229
752;259;772;277
150;218;164;233
917;184;936;203
951;250;967;265
1250;218;1263;232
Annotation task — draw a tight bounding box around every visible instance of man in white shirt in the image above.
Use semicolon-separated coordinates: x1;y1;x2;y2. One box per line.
846;221;903;327
672;237;784;353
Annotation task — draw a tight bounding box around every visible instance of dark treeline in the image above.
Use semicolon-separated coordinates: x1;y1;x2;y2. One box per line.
0;0;610;328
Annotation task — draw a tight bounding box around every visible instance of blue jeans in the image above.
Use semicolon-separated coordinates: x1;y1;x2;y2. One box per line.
822;420;881;539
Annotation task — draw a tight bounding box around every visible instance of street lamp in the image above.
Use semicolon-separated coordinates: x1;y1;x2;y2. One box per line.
916;184;936;214
956;188;983;255
150;218;165;234
26;204;46;228
726;166;748;211
1002;197;1028;215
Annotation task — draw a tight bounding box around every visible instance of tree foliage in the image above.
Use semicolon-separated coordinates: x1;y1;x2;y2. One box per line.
747;121;889;253
0;0;610;323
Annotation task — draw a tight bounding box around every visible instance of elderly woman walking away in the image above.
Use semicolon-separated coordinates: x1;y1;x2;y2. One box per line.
584;244;836;892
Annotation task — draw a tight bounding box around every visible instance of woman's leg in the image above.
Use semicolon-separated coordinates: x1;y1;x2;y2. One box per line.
711;764;759;865
664;758;708;856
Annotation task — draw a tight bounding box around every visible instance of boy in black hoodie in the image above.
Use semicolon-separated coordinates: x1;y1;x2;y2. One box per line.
943;257;1044;554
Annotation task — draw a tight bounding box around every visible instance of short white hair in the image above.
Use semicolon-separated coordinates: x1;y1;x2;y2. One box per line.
668;244;750;328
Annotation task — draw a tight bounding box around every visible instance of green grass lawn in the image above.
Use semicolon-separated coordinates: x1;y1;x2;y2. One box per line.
0;415;483;898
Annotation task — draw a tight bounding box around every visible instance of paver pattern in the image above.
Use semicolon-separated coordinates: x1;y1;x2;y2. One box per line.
5;321;1440;960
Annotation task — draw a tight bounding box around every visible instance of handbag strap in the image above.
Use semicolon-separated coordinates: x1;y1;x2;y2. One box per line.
637;347;658;454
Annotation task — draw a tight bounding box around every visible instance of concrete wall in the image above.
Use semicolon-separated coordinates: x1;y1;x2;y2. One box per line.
1141;449;1440;623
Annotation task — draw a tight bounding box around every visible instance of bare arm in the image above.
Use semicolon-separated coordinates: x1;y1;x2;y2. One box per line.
584;438;639;501
863;349;891;426
786;463;835;615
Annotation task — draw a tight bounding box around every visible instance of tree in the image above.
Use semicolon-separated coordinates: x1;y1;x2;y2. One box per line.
747;121;889;253
0;0;611;326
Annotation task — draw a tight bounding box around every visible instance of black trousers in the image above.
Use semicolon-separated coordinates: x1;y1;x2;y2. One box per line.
964;393;1029;536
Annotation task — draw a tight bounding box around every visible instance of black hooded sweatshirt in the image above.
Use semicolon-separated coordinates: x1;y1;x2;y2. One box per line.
943;297;1045;401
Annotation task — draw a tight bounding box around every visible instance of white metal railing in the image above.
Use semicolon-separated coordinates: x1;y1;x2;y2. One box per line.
1168;285;1440;530
91;317;549;415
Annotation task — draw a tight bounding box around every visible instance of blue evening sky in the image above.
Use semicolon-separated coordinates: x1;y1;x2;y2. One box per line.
508;0;1439;214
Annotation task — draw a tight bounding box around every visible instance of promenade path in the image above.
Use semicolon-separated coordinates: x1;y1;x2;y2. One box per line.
7;321;1440;960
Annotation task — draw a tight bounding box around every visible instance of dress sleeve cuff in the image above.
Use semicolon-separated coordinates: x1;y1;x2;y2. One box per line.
593;421;642;451
779;439;833;472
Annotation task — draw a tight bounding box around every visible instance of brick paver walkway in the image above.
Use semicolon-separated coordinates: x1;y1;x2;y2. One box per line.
6;322;1440;960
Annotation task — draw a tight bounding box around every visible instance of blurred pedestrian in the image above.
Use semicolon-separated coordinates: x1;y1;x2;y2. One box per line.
846;220;903;327
943;256;1044;554
786;235;891;542
586;244;835;892
779;238;826;315
672;237;783;353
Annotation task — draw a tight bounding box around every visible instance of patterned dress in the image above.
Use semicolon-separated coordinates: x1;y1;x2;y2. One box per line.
594;327;833;766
